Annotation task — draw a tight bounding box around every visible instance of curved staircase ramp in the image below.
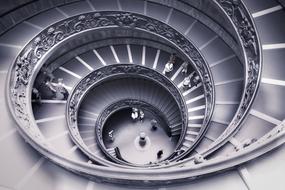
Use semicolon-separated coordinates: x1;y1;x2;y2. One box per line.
0;0;284;190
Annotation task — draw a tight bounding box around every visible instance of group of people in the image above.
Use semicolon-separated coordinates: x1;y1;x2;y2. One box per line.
131;108;158;130
163;54;176;75
162;54;201;90
182;71;200;90
131;107;145;121
45;78;69;100
32;67;69;104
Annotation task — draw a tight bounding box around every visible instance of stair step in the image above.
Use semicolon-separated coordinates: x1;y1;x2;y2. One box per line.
183;141;192;148
171;126;182;132
170;123;182;136
171;130;181;136
169;123;182;129
186;131;199;136
185;136;195;142
106;148;116;157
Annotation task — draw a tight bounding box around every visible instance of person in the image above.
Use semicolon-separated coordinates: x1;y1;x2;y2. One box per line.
182;72;200;90
181;62;189;75
44;78;69;100
150;119;158;131
182;76;191;90
157;150;163;158
45;80;57;94
53;78;69;100
163;54;176;75
192;73;200;86
131;107;139;120
163;61;173;74
32;88;41;105
139;109;144;121
108;130;114;142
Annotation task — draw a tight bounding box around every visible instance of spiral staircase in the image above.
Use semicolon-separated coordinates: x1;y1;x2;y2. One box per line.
0;0;285;189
